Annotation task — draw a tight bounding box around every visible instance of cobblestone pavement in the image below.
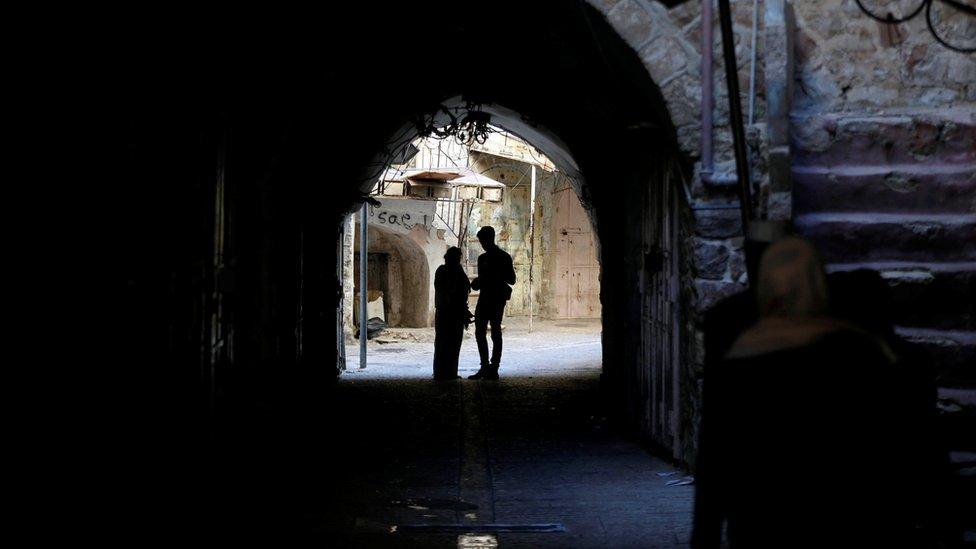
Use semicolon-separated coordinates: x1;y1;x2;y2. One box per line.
313;318;694;547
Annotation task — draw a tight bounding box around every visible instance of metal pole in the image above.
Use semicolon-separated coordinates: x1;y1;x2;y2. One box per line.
748;0;759;124
528;166;537;333
717;0;753;233
701;0;714;180
359;203;368;368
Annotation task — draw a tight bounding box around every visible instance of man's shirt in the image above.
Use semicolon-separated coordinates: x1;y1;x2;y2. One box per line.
476;246;515;302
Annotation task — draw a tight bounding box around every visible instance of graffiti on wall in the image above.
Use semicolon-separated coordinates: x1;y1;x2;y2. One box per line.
368;200;437;237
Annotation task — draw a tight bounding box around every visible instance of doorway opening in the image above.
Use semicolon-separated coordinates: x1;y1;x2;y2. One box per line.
340;126;603;378
353;224;431;329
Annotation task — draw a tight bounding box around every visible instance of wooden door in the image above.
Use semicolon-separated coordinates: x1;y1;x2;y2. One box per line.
638;164;683;461
553;184;600;319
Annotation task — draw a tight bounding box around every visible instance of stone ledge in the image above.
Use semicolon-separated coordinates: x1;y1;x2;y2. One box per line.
692;238;730;281
791;109;976;166
828;261;976;331
795;212;976;263
693;208;742;239
793;164;976;214
939;388;976;408
896;327;976;386
606;0;662;52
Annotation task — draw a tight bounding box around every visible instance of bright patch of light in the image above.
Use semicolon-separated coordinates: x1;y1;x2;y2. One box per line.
457;533;499;548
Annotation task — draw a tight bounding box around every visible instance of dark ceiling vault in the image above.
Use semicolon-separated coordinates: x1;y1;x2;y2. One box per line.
85;1;690;452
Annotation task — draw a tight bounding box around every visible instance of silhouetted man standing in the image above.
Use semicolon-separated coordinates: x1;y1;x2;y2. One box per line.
468;226;515;380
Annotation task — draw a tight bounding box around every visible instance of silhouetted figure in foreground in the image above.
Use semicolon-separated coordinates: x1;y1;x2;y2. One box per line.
432;247;471;380
468;226;515;380
829;269;959;547
693;238;917;548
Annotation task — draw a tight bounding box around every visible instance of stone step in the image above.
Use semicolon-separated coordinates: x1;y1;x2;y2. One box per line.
826;262;976;330
939;387;976;408
795;212;976;263
896;328;976;387
791;108;976;167
939;390;976;454
794;164;976;214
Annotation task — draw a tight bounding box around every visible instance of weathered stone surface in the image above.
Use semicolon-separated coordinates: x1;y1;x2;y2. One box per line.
694;279;747;312
845;86;900;109
919;87;959;106
661;72;702;128
793;165;976;214
676;124;702;159
587;0;622;11
767;191;792;222
791;110;976;166
795;212;976;263
790;113;835;153
693;209;742;239
707;127;738;166
693;239;729;280
666;0;698;30
791;0;973;113
640;34;693;84
947;55;976;86
606;0;658;49
595;0;976;451
908;47;950;82
725;247;745;283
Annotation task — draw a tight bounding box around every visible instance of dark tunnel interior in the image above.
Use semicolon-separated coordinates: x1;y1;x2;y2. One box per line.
37;0;975;545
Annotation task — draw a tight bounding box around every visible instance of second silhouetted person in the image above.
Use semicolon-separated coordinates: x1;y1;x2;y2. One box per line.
468;226;515;380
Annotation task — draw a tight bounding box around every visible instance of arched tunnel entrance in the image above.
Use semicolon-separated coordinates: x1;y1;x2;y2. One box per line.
337;81;690;449
353;223;434;329
318;5;696;537
101;0;709;543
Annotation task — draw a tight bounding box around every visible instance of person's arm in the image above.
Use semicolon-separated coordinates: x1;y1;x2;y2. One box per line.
433;266;446;308
454;271;472;316
471;255;484;290
434;266;446;295
505;253;516;285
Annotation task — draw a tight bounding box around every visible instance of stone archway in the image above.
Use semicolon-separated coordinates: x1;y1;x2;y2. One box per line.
324;0;721;461
354;222;439;329
588;0;705;159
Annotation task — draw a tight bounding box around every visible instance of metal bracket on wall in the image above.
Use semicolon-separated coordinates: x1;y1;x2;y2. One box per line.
679;171;741;211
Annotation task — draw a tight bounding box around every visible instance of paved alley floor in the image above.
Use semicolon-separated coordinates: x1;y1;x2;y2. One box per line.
312;319;694;547
343;317;605;379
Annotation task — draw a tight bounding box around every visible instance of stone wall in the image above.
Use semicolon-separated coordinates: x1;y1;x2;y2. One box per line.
588;0;976;463
590;0;774;316
350;198;448;328
788;0;975;390
586;0;773;464
791;0;975;112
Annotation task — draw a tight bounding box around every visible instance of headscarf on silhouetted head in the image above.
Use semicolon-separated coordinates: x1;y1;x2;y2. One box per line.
726;237;858;359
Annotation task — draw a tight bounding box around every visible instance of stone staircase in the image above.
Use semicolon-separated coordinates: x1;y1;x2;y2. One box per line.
791;107;976;455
